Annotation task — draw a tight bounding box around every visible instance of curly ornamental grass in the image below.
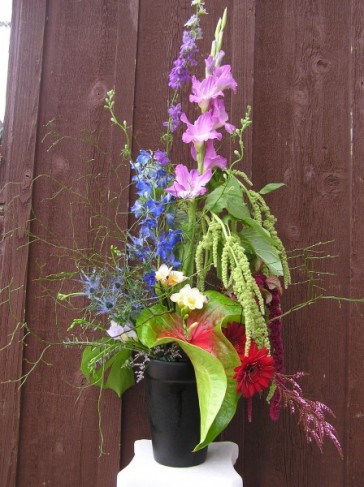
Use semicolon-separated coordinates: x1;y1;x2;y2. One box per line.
61;0;343;457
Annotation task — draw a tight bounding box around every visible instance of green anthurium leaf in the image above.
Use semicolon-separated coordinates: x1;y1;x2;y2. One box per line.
135;291;244;448
194;326;241;450
191;290;244;326
136;303;178;347
241;223;283;276
81;340;134;397
259;182;285;195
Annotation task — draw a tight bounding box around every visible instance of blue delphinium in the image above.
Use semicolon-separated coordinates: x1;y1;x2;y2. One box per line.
128;149;181;275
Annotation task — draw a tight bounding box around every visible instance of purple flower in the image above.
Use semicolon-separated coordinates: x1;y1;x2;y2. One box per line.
169;58;191;89
210;98;235;134
191;140;227;172
168;30;199;89
181;112;222;149
154;150;170;166
165;164;212;199
164;103;182;133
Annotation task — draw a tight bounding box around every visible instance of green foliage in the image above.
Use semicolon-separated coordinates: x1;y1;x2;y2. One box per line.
259;182;285;195
81;339;134;397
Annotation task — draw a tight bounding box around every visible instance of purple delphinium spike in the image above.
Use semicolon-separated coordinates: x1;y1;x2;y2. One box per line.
163;103;182;133
154;150;170;166
165;164;212;199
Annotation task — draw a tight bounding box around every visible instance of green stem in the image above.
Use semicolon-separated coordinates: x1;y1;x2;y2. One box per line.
182;199;198;279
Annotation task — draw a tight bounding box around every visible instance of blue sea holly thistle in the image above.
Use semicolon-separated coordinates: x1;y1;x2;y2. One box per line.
69;1;343;457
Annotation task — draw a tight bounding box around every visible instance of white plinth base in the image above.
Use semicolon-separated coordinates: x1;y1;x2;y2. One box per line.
117;440;243;487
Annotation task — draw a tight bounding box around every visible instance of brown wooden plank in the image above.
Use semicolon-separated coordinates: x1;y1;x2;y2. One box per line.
12;1;138;486
244;0;352;485
0;2;47;486
347;1;364;484
220;0;256;475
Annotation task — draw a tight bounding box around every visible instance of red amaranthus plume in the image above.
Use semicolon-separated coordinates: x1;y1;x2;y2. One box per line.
222;322;246;354
233;342;275;398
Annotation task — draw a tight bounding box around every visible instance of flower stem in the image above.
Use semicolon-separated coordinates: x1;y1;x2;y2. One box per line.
182;199;198;280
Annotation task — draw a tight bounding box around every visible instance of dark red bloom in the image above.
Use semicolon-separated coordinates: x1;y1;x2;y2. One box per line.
233;342;275;398
222;322;246;354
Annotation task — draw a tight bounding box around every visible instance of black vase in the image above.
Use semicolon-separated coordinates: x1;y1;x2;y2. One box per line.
145;358;208;467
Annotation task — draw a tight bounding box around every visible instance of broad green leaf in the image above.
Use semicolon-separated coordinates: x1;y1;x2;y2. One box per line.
136;304;179;347
135;291;244;448
204;185;229;214
81;341;134;397
241;224;283;276
205;176;249;221
259;182;285;195
194;326;240;450
226;199;250;219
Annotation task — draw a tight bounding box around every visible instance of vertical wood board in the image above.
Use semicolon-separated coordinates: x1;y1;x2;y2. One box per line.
0;2;47;486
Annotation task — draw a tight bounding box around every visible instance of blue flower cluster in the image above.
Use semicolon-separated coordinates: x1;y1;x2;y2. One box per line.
79;264;145;319
129;150;182;283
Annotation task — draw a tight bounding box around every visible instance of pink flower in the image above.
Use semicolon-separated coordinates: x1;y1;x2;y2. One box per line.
190;64;237;111
191;140;227;172
165;164;212;199
181;112;222;149
210;98;235;134
214;64;237;92
205;51;225;76
189;76;224;111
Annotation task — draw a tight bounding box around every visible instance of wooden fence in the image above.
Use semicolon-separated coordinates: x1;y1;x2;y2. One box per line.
0;1;363;485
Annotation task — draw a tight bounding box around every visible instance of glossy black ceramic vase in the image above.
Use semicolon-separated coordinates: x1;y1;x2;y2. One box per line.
145;358;208;467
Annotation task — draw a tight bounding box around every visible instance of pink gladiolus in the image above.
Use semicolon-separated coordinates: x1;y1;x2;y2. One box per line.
191;140;227;172
190;75;224;111
214;64;237;92
181;112;222;148
205;51;225;76
211;98;235;134
165;164;212;199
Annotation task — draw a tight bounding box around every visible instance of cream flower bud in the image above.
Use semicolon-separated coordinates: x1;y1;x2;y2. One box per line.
155;264;171;284
170;284;208;310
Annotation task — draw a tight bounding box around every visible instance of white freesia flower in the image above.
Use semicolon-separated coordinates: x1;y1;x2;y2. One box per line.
167;270;187;286
155;264;187;287
107;320;138;342
155;264;171;284
170;284;208;310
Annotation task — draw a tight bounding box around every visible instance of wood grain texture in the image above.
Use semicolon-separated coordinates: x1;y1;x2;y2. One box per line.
246;0;352;485
347;1;364;485
10;1;138;487
220;0;256;472
1;0;363;485
0;2;47;486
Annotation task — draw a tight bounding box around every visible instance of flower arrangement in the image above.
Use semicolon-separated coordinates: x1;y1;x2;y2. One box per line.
60;0;342;456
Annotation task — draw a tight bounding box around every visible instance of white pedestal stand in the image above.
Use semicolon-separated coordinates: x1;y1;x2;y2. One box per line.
117;440;243;487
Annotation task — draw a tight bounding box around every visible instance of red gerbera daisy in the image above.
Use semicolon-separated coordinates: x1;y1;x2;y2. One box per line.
222;322;246;354
233;341;275;398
